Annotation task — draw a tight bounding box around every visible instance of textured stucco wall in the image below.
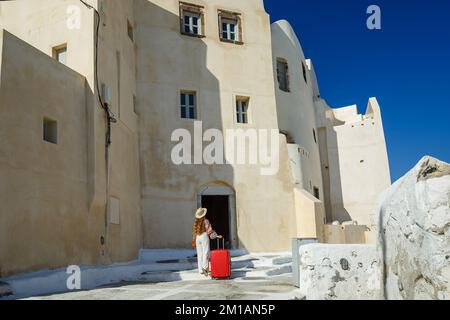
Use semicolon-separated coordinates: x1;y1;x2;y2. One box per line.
0;0;143;276
0;30;104;277
135;0;297;252
317;98;391;228
271;20;324;200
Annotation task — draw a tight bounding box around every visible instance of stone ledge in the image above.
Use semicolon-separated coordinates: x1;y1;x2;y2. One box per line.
298;244;382;300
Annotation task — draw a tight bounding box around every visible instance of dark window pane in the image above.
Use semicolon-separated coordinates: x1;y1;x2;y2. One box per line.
192;16;198;26
181;94;186;105
181;106;186;119
184;25;190;33
230;23;235;32
193;27;198;34
189;94;194;106
189;107;195;119
184;15;190;24
230;32;235;41
222;23;227;31
242;114;247;124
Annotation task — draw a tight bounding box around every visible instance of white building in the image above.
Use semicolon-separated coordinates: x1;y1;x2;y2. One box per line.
0;0;390;277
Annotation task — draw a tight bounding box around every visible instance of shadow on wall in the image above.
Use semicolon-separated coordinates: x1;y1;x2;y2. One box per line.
134;1;237;250
318;114;352;224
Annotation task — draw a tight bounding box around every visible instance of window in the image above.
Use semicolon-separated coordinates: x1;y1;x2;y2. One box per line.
277;58;290;92
180;2;204;37
180;92;197;119
302;62;308;84
127;20;134;41
236;98;249;124
313;187;320;200
183;11;201;35
43;118;58;144
218;10;242;44
221;18;238;41
53;45;67;65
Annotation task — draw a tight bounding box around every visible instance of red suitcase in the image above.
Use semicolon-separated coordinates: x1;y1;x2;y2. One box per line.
210;238;231;279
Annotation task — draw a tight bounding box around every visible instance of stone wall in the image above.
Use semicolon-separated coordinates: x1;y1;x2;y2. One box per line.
298;244;381;300
377;156;450;300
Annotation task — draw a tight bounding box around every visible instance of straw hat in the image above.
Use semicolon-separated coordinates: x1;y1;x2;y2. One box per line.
195;208;207;219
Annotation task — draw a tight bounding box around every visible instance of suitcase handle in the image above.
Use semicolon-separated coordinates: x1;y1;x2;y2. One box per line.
216;237;225;249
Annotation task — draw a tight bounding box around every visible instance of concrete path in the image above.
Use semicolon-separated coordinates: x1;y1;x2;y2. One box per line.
2;250;302;300
25;274;302;300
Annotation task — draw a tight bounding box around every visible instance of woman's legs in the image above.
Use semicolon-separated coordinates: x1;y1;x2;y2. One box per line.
196;232;210;274
196;234;204;274
202;234;210;273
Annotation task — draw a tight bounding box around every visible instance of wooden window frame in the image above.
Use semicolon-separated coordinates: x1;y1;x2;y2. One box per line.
179;2;205;38
52;44;67;65
218;9;243;45
235;97;250;124
180;91;197;120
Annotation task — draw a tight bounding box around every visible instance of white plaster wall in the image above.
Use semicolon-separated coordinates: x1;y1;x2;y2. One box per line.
271;20;324;199
325;98;391;227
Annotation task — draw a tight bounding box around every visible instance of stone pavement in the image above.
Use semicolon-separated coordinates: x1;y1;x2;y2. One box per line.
25;274;302;300
2;250;302;300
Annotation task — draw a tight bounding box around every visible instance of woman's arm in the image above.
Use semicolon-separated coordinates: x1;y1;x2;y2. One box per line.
204;219;219;240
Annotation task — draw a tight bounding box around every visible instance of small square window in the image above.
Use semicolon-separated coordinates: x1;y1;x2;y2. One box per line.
221;18;238;41
180;3;204;37
127;20;134;41
277;58;290;92
219;10;242;43
43;118;58;144
313;187;320;200
180;92;197;120
236;98;249;124
53;45;67;65
183;12;201;35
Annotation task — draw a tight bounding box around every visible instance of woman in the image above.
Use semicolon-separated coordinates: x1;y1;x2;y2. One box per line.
192;208;222;276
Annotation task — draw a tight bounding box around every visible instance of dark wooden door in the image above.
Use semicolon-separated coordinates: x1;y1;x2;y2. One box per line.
201;195;230;250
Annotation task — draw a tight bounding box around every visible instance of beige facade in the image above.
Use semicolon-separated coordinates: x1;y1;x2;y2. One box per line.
0;0;143;277
0;0;390;277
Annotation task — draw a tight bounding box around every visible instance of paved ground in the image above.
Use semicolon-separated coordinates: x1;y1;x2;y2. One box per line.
2;250;301;300
25;274;302;300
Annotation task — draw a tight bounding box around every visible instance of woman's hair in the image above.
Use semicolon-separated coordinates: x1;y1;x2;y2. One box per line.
193;217;206;237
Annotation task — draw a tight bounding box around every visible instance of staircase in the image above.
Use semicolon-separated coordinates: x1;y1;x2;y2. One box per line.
136;249;293;282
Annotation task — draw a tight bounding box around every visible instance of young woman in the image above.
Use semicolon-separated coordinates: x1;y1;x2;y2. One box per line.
192;208;222;276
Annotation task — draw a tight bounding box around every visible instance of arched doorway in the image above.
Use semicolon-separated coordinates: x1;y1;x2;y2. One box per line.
197;183;237;249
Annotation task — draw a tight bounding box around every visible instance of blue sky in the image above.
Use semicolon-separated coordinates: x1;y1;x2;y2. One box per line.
264;0;450;182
